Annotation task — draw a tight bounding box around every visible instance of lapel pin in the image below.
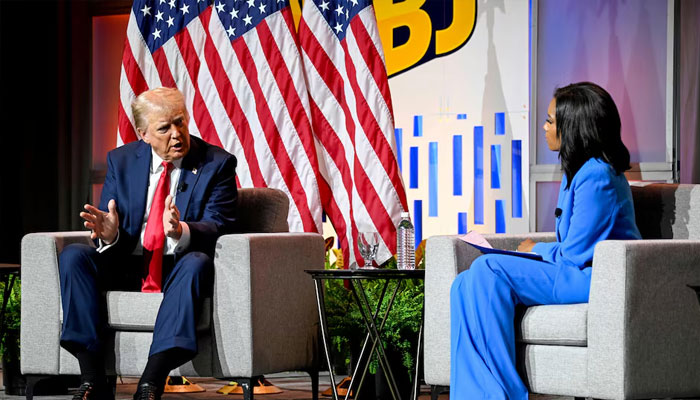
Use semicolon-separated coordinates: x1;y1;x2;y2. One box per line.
192;168;198;175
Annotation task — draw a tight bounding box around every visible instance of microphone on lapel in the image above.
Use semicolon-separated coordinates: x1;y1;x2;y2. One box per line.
178;182;188;192
554;208;562;218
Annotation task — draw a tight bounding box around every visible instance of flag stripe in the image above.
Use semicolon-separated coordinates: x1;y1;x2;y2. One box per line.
172;19;225;148
349;15;393;117
238;19;315;232
342;38;402;203
231;37;317;232
208;12;287;196
343;30;407;213
257;16;318;181
126;13;162;89
299;0;408;266
308;97;360;262
151;47;177;88
200;14;267;187
122;38;150;97
300;18;363;261
314;33;392;257
281;6;302;50
255;16;324;231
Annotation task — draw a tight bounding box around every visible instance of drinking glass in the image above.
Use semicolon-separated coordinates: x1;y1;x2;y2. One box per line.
358;232;380;269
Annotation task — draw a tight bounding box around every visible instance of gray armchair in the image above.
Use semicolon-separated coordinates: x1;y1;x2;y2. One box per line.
21;188;324;400
424;183;700;399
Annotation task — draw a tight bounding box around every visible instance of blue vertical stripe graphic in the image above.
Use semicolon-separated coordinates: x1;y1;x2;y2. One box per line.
413;115;423;137
453;135;462;195
414;200;423;248
495;112;505;135
457;113;467;120
429;142;438;217
495;200;506;233
474;126;484;224
410;147;419;188
395;128;403;172
458;212;468;234
512;140;523;218
491;145;501;189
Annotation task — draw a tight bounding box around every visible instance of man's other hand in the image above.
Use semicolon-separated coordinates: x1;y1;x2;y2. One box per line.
164;195;182;239
81;199;119;243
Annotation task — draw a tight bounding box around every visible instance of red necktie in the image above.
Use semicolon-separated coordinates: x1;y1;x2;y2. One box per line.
142;161;172;293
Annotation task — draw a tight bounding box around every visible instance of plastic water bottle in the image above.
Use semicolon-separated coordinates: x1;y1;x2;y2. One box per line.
396;212;415;270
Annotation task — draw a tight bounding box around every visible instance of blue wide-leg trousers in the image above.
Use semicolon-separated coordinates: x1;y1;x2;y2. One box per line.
450;254;591;399
58;243;213;357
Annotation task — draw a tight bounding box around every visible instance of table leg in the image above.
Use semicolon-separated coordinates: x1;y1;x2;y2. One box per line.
347;279;403;400
345;279;389;400
410;295;424;400
312;278;339;400
352;280;403;400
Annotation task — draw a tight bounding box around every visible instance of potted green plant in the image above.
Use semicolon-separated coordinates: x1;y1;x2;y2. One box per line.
0;277;25;396
322;239;425;399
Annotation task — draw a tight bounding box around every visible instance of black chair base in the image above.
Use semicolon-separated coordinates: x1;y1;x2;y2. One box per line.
228;371;319;400
430;384;448;400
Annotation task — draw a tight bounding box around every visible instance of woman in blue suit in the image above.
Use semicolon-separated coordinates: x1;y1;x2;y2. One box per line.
450;82;642;399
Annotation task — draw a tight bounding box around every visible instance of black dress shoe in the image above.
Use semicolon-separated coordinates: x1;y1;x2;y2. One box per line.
133;382;162;400
72;382;114;400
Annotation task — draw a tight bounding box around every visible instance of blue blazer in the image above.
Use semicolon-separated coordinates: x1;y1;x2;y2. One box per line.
532;158;641;269
97;136;238;259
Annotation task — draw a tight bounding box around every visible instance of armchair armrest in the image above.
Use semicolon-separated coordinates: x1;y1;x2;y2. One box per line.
211;232;324;378
588;239;700;399
423;232;556;385
20;232;93;375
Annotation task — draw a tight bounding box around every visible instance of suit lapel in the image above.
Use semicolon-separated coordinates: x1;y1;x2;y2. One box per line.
130;141;151;232
176;138;203;217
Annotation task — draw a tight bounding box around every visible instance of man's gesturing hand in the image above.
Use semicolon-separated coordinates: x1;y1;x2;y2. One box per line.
164;195;183;239
81;199;119;244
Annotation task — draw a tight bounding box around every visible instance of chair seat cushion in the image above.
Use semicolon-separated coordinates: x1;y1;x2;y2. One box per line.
105;291;210;331
516;303;587;346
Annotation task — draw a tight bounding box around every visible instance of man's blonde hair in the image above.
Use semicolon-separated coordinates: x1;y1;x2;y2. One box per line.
131;87;189;132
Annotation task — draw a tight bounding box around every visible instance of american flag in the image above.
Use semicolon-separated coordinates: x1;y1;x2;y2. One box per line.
117;0;325;233
298;0;408;266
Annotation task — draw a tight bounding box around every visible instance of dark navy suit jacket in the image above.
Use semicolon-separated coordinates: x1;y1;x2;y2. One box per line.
97;135;238;259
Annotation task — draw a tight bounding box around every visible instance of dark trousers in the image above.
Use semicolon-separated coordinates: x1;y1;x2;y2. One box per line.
58;243;213;358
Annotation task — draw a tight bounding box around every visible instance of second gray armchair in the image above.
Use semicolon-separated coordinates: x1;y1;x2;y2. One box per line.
424;183;700;399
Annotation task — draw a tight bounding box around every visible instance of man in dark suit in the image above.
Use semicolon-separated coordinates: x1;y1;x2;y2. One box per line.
59;87;237;400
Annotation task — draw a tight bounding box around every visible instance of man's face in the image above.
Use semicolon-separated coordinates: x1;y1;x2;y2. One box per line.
139;106;191;162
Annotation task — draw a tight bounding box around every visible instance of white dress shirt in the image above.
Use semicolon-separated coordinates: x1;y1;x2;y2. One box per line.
97;149;191;255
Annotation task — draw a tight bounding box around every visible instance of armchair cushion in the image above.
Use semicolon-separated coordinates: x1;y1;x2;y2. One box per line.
104;292;211;332
517;303;587;346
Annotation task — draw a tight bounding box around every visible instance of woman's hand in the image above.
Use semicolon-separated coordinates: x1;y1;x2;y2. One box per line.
517;239;536;252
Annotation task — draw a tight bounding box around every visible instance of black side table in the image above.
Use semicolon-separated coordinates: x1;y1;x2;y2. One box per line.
306;269;425;400
0;263;20;346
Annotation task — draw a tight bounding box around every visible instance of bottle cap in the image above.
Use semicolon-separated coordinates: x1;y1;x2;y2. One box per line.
401;212;410;218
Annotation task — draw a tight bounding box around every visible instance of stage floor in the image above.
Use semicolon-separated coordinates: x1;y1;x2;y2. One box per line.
0;371;575;399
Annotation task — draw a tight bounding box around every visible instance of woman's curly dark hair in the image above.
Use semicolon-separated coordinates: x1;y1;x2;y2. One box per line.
554;82;631;189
